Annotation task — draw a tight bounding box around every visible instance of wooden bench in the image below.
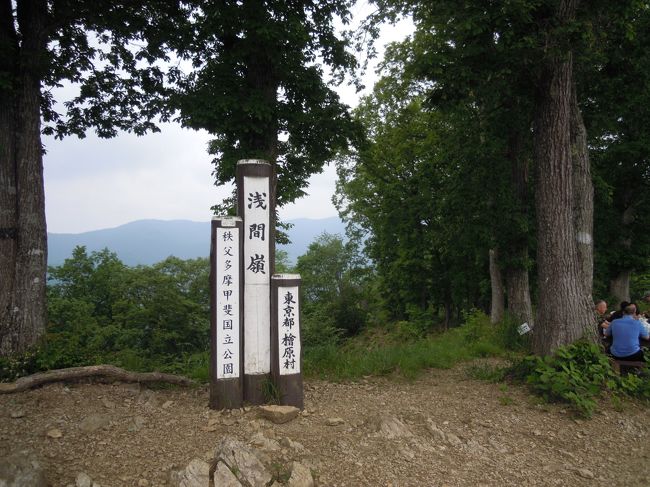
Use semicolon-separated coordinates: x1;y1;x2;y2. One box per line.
612;360;647;375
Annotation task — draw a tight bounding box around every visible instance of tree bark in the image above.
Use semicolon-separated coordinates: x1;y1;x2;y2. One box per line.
0;0;49;356
532;0;595;355
610;270;631;304
242;0;279;163
0;0;19;348
489;248;505;324
504;129;534;326
609;205;633;303
505;265;533;326
570;82;594;297
443;296;451;330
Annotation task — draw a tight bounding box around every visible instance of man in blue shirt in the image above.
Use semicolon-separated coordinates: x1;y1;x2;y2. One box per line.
605;304;649;361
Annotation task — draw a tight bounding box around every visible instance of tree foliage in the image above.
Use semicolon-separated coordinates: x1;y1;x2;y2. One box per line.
44;247;209;370
34;1;187;139
173;0;361;208
336;52;513;327
336;0;650;351
296;233;370;343
583;4;650;300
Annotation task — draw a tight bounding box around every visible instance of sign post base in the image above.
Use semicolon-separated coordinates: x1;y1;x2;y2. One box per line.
244;373;271;405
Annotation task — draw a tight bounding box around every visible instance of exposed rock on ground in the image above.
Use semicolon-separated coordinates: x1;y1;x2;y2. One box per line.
0;359;649;486
168;458;210;487
287;461;314;487
79;414;111;433
0;449;48;487
215;436;273;487
258;405;300;424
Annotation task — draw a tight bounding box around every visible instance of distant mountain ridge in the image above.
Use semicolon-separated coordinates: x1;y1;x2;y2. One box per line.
47;217;346;267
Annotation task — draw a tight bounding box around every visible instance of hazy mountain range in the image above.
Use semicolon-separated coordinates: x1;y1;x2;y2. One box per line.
47;217;346;267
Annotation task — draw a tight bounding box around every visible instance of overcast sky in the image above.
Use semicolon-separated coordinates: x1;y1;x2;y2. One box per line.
44;11;413;234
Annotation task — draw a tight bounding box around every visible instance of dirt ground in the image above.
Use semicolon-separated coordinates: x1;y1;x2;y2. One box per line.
1;359;649;487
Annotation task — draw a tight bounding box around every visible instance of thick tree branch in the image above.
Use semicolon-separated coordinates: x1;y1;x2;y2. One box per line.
0;364;195;393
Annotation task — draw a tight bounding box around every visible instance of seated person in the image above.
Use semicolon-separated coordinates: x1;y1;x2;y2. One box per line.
595;300;610;335
607;301;630;324
633;302;650;336
640;291;650;320
642;290;650;307
605;303;649;361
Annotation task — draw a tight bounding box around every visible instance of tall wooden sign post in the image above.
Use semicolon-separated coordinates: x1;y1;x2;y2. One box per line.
210;159;303;410
236;160;275;405
271;274;303;409
210;216;244;409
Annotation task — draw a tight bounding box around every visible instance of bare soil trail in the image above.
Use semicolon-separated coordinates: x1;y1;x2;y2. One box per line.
1;359;648;486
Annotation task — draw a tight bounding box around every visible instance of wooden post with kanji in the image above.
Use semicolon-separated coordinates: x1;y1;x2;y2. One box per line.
210;216;244;409
236;159;275;405
271;274;303;409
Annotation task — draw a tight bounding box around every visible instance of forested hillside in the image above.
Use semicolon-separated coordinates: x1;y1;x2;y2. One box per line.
47;217;346;266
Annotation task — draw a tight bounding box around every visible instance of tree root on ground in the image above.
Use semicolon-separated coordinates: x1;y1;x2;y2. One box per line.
0;364;194;393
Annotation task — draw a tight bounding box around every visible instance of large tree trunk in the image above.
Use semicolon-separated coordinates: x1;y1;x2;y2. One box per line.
443;295;452;331
242;0;279;163
489;248;505;324
0;0;19;349
532;0;595;355
609;205;634;303
505;265;533;326
0;0;49;356
570;82;594;297
610;270;631;304
504;129;533;326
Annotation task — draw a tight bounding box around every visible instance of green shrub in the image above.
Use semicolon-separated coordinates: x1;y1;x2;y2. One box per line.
159;351;210;381
302;306;343;348
617;362;650;400
468;341;502;357
509;341;650;417
40;249;211;378
494;313;531;351
394;320;424;341
460;309;493;343
303;344;341;378
517;342;616;417
0;349;42;382
36;332;94;370
103;348;154;372
404;304;435;336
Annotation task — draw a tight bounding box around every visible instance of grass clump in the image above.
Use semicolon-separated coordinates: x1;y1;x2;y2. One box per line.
304;310;516;381
262;377;281;404
466;363;509;382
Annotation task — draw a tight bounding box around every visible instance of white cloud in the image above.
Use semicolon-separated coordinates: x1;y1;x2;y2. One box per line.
278;163;339;221
44;126;231;233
